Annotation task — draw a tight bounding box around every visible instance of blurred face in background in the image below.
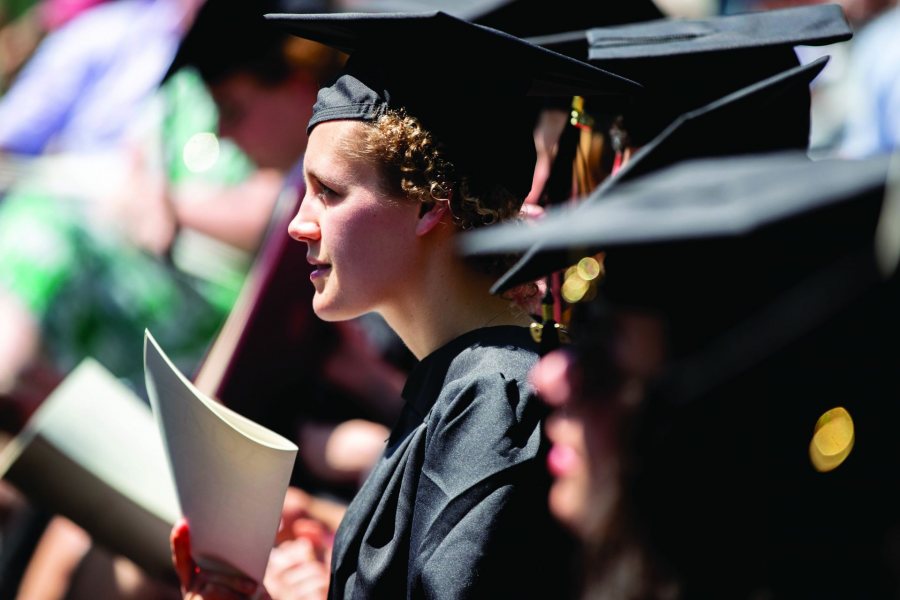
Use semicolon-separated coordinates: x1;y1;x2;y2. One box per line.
532;311;667;541
211;70;317;172
535;349;622;540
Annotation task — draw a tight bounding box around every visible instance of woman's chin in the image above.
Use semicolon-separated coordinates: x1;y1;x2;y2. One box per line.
311;295;337;321
312;296;362;323
312;304;344;322
548;477;588;535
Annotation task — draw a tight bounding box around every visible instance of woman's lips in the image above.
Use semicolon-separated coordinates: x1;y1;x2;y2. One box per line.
310;265;331;280
547;443;579;477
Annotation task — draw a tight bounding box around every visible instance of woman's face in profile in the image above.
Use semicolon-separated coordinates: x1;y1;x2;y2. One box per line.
289;120;424;322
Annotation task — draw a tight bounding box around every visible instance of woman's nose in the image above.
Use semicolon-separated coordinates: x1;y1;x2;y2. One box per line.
288;197;321;243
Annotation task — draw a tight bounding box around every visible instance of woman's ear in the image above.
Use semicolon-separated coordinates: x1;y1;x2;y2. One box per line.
415;201;450;237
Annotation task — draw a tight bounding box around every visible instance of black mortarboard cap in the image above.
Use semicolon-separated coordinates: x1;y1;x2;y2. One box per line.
529;4;851;141
464;58;830;291
332;0;664;38
265;11;642;199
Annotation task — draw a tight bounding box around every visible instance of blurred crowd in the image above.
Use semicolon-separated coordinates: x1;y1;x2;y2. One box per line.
0;0;897;598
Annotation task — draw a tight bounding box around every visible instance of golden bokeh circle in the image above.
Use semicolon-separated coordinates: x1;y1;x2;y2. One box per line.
809;406;855;473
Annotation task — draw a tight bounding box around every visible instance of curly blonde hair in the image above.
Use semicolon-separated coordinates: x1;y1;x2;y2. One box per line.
343;109;523;231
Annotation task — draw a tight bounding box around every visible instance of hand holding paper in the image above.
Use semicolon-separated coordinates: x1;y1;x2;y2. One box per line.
144;330;298;583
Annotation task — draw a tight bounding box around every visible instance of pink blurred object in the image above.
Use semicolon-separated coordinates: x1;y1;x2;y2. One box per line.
40;0;109;30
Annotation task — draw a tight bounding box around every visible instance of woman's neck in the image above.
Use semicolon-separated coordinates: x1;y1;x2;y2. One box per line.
378;240;531;360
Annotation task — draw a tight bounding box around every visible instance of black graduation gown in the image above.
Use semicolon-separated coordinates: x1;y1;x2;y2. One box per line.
328;326;577;599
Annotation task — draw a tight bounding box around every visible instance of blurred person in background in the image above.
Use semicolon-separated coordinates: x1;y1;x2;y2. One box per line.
0;0;200;156
0;0;254;594
839;0;900;157
0;0;117;93
0;0;43;92
0;0;217;425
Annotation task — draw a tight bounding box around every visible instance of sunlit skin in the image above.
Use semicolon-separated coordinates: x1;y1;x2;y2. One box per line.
289;119;530;360
288;120;425;324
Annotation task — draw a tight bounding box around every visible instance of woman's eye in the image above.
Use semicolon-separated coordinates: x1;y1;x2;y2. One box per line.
317;184;338;202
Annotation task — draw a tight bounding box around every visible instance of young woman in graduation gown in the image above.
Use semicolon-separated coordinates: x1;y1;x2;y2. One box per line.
173;103;578;600
161;8;638;598
284;112;576;600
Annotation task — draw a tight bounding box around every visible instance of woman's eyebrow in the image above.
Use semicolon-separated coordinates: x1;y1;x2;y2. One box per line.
304;158;350;188
306;170;343;191
303;165;330;188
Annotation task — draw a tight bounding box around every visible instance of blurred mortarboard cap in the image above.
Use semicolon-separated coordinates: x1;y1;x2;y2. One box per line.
586;3;849;61
164;0;332;84
601;58;828;184
510;150;898;463
332;0;664;37
464;57;831;291
468;150;893;270
530;4;851;139
481;150;898;396
575;153;896;351
265;11;643;198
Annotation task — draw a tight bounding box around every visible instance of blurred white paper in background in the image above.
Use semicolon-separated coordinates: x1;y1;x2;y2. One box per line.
0;358;179;578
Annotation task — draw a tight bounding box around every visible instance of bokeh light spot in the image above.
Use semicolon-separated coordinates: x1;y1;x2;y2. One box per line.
809;406;854;473
562;272;589;303
182;132;220;173
576;256;602;281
